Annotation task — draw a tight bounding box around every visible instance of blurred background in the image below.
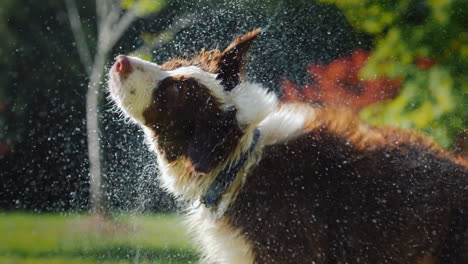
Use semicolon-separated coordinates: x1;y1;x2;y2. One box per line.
0;0;466;263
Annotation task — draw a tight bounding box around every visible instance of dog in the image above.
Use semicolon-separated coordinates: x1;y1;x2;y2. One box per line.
108;29;468;263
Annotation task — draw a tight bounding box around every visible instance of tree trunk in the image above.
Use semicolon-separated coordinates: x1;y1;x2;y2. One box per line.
65;0;188;215
87;53;106;214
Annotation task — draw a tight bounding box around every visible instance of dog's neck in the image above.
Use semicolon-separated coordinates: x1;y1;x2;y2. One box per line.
147;126;260;204
201;128;261;207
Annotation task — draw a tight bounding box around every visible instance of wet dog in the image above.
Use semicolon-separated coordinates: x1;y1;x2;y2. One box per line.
108;29;468;263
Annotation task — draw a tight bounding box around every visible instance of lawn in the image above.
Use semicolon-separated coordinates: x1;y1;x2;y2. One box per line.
0;212;198;264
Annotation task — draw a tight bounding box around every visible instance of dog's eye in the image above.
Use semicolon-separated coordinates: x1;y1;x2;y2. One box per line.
166;84;182;96
173;84;183;92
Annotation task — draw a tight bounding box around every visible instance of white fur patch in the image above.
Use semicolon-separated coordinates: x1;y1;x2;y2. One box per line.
258;103;315;146
186;205;255;264
228;82;278;127
108;56;168;123
167;66;228;106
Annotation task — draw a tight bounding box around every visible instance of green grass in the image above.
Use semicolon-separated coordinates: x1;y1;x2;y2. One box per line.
0;212;198;264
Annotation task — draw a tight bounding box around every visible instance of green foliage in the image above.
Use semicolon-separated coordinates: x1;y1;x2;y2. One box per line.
0;213;197;264
121;0;166;15
319;0;467;148
317;0;412;34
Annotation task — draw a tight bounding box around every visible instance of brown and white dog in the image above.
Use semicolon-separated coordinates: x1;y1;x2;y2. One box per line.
108;29;468;263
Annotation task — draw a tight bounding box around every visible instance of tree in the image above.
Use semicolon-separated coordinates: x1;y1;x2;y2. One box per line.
64;0;165;214
318;0;467;148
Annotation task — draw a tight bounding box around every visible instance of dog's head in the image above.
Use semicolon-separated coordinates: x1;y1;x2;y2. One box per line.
109;29;274;174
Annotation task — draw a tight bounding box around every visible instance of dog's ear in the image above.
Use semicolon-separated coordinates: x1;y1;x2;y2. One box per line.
217;28;261;91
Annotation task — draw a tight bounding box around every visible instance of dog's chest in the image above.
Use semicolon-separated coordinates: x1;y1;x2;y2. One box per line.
186;206;255;264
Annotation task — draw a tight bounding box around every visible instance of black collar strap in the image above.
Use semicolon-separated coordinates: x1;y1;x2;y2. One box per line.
202;129;261;208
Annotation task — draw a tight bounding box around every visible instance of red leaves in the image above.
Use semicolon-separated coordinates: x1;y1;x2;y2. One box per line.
281;50;403;111
415;57;436;70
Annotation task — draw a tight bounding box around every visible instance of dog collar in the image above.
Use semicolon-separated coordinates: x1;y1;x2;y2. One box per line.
202;128;261;208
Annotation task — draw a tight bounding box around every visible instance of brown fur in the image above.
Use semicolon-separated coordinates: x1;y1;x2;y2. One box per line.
305;107;468;170
160;49;223;72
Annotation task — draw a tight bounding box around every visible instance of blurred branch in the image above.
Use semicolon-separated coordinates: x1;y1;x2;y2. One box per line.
106;8;137;50
64;0;93;76
96;0;111;28
98;2;121;46
134;14;193;55
95;0;105;28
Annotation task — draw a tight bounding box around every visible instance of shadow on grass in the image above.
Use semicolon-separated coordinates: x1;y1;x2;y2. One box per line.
1;246;198;263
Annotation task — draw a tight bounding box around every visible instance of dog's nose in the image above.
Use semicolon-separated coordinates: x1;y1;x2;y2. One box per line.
115;55;132;76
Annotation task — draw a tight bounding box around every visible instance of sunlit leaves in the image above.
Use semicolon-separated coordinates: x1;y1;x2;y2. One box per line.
427;0;452;24
317;0;410;34
360;28;413;79
121;0;165;15
361;67;462;147
127;51;151;62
